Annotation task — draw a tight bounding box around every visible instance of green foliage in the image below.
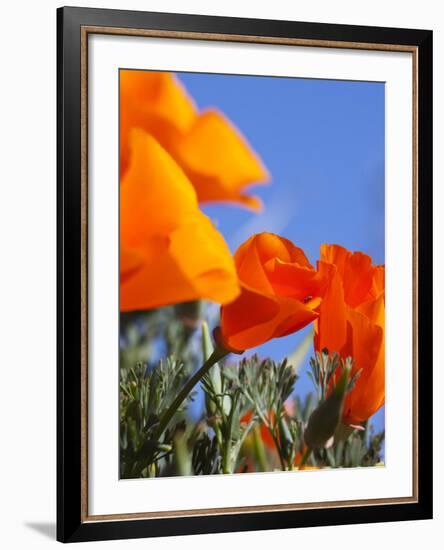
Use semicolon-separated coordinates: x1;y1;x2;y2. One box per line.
307;350;360;402
315;424;385;468
223;355;301;470
119;304;385;478
199;354;298;473
119;357;194;478
304;350;384;469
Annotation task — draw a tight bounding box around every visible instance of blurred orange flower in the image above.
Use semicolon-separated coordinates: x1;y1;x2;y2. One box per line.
314;244;385;425
120;130;240;311
120;70;269;210
219;233;327;352
240;410;275;449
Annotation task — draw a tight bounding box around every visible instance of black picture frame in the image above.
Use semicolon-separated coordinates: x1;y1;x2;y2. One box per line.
57;5;433;543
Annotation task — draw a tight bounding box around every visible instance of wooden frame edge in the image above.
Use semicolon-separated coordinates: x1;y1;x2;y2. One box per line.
80;25;89;522
82;25;418;53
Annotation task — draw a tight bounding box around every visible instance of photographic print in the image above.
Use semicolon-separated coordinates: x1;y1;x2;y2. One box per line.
119;69;385;478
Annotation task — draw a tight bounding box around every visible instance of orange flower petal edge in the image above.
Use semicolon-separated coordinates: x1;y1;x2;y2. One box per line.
120;70;269;210
173;110;269;211
120;129;240;311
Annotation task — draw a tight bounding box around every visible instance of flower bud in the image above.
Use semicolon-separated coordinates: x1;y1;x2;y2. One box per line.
304;366;350;449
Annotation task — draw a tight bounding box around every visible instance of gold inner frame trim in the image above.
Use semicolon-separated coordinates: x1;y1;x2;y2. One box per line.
80;25;419;523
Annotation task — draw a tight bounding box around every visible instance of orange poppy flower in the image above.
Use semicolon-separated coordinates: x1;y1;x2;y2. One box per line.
218;233;328;352
120;129;240;311
314;244;385;425
120;70;269;210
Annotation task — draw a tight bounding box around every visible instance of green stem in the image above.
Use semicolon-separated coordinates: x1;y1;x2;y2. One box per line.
154;347;228;440
214;423;223;449
256;408;286;471
222;391;239;474
253;426;268;472
271;431;287;471
298;447;312;470
222;442;231;474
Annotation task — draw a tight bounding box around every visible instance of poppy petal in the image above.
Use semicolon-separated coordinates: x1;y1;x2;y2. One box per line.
343;251;374;308
173;110;269;209
315;262;348;355
342;305;384;423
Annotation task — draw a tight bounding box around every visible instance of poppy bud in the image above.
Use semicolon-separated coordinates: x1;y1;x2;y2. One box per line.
304;365;350;449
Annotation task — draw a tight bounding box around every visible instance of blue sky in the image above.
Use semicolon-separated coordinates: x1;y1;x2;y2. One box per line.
178;71;385;433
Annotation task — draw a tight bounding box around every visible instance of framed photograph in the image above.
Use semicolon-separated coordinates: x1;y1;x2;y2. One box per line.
57;6;433;543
